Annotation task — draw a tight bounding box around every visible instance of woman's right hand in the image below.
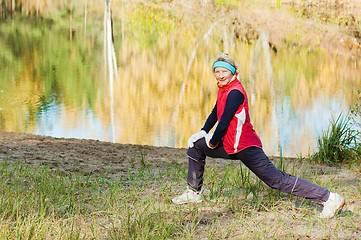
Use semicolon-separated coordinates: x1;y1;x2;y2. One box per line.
187;130;207;148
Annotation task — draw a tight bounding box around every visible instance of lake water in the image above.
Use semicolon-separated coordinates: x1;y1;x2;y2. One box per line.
0;2;360;157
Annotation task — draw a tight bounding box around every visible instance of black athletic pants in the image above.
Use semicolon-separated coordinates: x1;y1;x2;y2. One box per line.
187;138;329;202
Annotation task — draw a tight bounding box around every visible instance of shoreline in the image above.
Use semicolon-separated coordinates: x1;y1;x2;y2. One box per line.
0;130;321;179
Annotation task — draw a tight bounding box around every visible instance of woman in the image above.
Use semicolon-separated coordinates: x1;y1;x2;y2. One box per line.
172;52;345;218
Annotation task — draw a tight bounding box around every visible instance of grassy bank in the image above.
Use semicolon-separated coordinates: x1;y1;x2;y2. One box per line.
311;113;361;166
0;156;360;239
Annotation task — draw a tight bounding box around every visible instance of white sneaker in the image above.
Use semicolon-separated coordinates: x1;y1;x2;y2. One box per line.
172;188;202;205
318;192;345;218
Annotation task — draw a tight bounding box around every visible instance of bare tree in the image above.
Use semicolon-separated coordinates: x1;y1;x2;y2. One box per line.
103;0;118;143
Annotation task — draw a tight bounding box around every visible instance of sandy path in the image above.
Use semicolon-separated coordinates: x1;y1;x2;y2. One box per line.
0;131;187;178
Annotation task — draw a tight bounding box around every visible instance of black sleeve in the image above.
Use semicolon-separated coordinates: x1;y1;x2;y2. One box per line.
201;103;217;133
209;90;245;146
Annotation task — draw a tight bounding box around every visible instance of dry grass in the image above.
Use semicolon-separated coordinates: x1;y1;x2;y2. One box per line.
1;155;360;239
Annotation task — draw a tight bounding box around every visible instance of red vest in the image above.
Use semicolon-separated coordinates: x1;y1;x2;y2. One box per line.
217;78;262;154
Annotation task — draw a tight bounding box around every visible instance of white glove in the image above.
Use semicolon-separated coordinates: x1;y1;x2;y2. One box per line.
187;130;207;148
205;133;216;149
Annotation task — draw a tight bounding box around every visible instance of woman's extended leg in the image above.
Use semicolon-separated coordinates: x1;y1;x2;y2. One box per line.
235;147;345;218
235;147;330;202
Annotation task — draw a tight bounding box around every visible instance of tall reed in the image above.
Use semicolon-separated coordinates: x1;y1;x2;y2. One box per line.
311;113;361;164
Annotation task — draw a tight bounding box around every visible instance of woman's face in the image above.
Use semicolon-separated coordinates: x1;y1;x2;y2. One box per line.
214;67;234;86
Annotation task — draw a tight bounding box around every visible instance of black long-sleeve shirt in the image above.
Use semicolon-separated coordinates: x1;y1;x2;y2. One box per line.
201;89;245;146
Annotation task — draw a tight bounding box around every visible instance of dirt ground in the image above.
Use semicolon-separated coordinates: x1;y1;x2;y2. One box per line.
0;131;189;179
0;129;357;185
0;130;307;175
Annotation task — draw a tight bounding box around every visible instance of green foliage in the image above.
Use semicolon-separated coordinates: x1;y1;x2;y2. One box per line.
0;16;104;113
311;113;361;164
276;0;281;9
118;205;185;239
126;4;174;49
0;21;29;90
205;167;229;199
0;160;108;220
216;0;242;6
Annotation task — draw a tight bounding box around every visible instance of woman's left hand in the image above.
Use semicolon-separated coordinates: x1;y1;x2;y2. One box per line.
205;133;217;149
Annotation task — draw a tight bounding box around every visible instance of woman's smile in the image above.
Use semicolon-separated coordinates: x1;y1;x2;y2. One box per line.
214;67;234;86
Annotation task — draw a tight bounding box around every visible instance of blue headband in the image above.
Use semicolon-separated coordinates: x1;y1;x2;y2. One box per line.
213;61;236;74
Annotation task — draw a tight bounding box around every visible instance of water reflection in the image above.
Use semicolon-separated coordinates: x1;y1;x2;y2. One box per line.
0;2;360;157
103;0;118;143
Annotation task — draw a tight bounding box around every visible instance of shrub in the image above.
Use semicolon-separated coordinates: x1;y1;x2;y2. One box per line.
311;113;361;164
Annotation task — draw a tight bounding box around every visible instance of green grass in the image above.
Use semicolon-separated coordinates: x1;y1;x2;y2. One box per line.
215;0;242;6
0;155;360;239
310;113;361;165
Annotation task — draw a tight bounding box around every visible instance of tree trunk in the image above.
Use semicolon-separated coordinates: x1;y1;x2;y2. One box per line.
1;0;5;21
36;0;40;16
2;0;12;20
7;0;14;17
69;4;73;42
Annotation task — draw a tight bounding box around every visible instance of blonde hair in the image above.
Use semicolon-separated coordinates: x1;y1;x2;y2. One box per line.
213;52;239;75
